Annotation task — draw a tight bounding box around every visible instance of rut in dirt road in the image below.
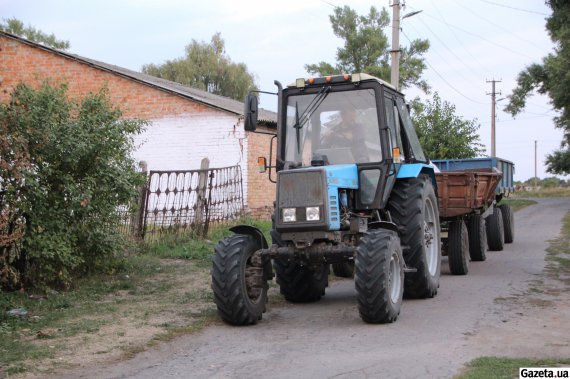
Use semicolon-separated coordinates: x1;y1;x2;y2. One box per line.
53;198;570;379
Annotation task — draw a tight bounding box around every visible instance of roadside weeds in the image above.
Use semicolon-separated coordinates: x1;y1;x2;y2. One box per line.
0;220;272;378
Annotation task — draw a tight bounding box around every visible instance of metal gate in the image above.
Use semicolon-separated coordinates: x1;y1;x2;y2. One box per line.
141;165;244;240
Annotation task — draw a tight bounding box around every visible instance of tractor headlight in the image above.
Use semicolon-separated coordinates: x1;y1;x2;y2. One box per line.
282;208;296;222
306;206;320;221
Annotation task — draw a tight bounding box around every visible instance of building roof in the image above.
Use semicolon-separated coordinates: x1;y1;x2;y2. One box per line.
0;31;277;126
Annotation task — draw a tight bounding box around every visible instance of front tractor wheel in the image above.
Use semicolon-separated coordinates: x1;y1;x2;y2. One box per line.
388;174;441;298
355;229;404;323
211;234;267;325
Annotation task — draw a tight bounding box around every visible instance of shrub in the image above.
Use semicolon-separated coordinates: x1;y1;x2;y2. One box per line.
0;81;146;289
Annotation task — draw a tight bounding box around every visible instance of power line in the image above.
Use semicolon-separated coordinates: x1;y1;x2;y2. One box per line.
425;0;493;78
319;0;338;9
455;2;549;53
477;0;549;16
413;16;484;89
418;11;536;60
401;30;486;105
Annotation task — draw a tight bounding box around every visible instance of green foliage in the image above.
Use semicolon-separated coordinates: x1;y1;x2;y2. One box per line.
0;82;145;289
304;5;430;92
142;33;257;101
411;92;485;159
505;1;570;174
0;17;70;50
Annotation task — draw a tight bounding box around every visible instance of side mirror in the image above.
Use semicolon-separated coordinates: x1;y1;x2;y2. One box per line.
244;93;258;132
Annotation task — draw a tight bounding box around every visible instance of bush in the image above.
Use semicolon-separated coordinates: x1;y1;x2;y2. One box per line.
0;81;146;289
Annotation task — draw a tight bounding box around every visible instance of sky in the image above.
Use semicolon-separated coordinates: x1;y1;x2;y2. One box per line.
1;0;563;181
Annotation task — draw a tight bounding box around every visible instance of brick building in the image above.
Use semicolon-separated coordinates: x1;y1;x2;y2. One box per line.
0;31;276;218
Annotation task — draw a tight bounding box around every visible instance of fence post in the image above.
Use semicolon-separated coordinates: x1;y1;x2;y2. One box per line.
132;161;148;240
195;158;210;237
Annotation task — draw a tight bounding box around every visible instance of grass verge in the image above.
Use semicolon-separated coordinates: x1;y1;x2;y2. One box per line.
512;187;570;198
456;211;570;379
500;198;537;212
458;357;570;379
0;218;271;377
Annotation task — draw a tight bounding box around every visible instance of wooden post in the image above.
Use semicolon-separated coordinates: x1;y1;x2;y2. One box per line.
132;161;148;240
195;158;210;237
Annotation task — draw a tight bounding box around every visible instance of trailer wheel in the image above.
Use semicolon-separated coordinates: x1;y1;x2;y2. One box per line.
355;229;404;323
486;207;505;251
499;204;515;243
211;234;267;325
448;220;469;275
388;174;441;299
274;260;329;303
467;214;487;261
332;261;355;278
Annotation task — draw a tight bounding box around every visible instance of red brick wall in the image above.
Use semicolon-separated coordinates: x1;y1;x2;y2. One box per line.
246;127;276;220
0;35;211;118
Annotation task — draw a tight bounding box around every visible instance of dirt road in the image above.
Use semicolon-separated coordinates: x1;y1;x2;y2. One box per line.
61;198;570;378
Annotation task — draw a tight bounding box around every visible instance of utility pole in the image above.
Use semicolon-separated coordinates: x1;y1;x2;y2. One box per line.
486;79;501;157
390;0;401;90
534;140;538;188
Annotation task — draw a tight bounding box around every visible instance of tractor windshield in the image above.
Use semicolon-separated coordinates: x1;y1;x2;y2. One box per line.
284;88;382;166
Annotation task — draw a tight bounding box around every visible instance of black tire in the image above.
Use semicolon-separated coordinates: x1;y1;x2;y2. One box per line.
499;204;515;243
467;214;487;262
355;229;404;324
486;207;505;251
387;174;441;299
211;234;267;325
274;260;329;303
448;220;469;275
332;261;355;278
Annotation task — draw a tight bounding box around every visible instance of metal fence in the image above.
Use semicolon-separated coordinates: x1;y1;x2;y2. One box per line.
139;164;244;241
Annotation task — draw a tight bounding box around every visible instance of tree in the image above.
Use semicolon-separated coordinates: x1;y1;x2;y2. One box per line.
412;93;485;159
305;6;430;92
505;1;570;175
142;33;257;101
0;17;70;50
0;82;145;289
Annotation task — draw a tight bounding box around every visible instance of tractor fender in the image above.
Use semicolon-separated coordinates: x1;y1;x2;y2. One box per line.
396;163;437;190
229;225;273;280
229;225;269;249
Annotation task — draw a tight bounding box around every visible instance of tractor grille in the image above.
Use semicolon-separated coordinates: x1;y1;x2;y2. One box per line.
276;169;327;230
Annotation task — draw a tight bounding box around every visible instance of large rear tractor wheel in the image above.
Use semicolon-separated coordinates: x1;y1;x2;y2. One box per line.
211;234;267;325
332;261;355;278
274;260;329;303
388;174;441;298
467;214;487;261
486;207;505;251
499;204;515;243
448;220;469;275
355;229;404;323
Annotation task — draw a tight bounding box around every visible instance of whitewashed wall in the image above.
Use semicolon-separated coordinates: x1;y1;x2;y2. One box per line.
132;111;249;206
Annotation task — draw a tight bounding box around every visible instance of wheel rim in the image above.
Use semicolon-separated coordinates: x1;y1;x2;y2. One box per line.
424;196;439;276
389;251;402;304
244;252;264;304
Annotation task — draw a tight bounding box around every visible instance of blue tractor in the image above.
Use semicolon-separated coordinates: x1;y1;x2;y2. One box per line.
212;73;441;325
